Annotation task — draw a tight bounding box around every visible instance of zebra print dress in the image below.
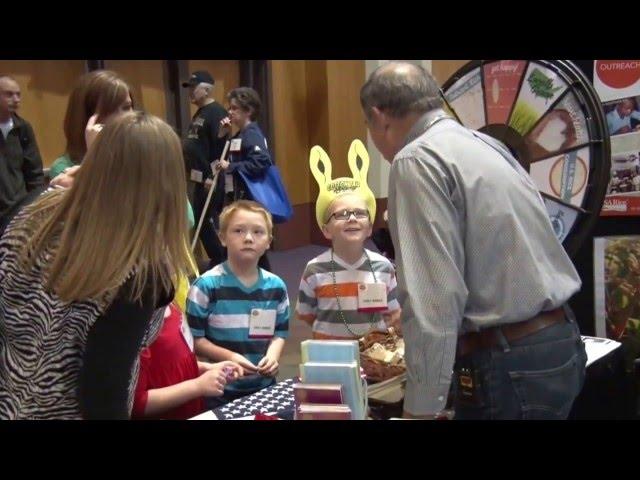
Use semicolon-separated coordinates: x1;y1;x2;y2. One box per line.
0;210;165;419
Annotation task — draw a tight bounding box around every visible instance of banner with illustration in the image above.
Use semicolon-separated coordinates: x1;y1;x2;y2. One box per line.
594;60;640;216
594;236;640;364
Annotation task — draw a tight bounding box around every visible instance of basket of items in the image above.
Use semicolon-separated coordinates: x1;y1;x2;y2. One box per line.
359;327;405;384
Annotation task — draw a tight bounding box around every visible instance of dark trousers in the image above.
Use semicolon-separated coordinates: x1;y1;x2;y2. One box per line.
193;184;225;266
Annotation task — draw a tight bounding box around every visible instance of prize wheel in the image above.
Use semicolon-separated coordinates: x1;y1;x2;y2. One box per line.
441;60;611;258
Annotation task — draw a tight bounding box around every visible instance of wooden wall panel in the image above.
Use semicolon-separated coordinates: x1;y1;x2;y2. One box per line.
326;60;367;179
271;60;311;207
431;60;470;85
104;60;168;121
0;60;86;167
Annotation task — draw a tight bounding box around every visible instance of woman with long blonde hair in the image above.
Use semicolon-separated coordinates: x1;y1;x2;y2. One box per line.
0;111;193;419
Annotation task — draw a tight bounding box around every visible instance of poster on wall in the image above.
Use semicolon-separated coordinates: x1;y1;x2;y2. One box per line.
594;236;640;361
594;60;640;216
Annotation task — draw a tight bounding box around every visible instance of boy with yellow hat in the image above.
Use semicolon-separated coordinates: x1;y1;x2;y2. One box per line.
295;139;401;339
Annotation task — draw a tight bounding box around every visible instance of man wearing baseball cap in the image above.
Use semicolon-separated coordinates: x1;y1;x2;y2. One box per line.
182;70;228;267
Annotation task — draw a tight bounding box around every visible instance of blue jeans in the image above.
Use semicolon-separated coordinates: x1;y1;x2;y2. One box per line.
454;306;587;420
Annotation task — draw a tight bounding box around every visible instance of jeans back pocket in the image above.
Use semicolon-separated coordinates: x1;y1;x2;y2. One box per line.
508;353;583;420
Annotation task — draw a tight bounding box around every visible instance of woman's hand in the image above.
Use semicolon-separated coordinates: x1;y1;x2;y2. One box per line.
85;113;104;150
218;117;232;138
50;165;81;189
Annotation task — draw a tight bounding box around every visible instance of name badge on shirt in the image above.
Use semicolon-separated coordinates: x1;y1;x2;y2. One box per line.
180;313;195;352
190;169;203;183
249;308;276;338
357;283;387;313
224;172;234;193
230;138;242;152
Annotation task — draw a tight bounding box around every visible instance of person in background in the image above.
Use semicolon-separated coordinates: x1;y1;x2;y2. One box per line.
49;70;133;178
0;75;44;229
182;70;228;267
216;87;273;271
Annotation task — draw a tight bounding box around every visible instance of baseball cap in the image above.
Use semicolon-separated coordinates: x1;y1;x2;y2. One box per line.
182;71;215;88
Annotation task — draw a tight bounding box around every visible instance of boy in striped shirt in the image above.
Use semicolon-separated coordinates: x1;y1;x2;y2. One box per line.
296;191;401;340
187;200;289;406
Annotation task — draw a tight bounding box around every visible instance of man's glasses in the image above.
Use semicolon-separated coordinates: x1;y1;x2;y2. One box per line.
327;208;370;222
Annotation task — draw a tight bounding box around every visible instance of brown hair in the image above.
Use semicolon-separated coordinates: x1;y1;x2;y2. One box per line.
218;200;273;239
21;111;191;303
64;70;132;163
227;87;261;121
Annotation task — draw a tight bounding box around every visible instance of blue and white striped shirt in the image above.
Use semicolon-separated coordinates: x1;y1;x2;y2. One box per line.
186;262;290;394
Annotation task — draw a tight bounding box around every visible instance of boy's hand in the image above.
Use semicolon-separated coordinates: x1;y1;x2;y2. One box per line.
230;353;258;375
257;354;279;377
385;311;403;336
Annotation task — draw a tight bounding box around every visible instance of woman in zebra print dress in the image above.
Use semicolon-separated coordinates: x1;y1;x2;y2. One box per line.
0;111;193;419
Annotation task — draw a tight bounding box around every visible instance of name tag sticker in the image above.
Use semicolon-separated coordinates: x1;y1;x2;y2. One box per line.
190;169;203;183
357;283;387;312
230;139;242;152
249;308;276;338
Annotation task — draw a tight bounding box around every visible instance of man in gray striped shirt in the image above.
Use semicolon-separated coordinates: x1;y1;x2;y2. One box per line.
360;62;587;420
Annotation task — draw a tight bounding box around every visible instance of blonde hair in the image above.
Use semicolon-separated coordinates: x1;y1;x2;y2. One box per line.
20;111;191;303
64;70;132;163
323;191;370;224
219;200;273;239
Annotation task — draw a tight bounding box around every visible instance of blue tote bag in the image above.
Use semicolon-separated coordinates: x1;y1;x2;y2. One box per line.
237;165;293;223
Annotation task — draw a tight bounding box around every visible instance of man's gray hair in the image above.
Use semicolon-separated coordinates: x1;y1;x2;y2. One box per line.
0;75;18;84
199;82;214;94
360;62;443;119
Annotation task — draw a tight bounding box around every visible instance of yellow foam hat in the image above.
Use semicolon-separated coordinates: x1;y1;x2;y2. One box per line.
310;139;376;229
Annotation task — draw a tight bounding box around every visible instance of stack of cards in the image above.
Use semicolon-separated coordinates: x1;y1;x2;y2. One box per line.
297;340;367;420
297;404;352;420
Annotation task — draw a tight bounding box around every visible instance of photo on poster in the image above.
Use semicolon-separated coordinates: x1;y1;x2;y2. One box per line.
594;236;640;361
603;96;640;137
602;134;640;216
607;150;640;195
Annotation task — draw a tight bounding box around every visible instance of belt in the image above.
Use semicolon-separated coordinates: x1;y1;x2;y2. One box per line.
456;307;566;358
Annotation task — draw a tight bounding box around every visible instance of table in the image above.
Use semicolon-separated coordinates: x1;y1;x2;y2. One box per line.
190;336;626;420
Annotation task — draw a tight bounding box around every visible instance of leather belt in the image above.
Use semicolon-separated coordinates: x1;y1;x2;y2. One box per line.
457;307;565;358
